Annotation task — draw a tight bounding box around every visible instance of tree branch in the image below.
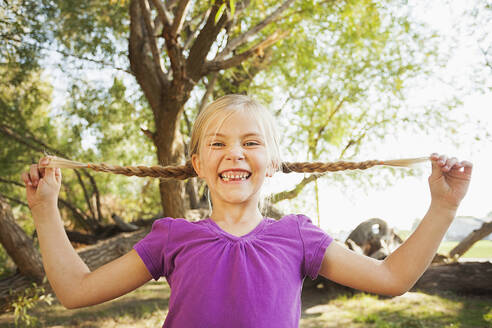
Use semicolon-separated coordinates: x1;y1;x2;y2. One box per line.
183;8;211;51
151;0;186;81
150;0;172;27
2;36;131;73
270;174;323;203
139;0;165;73
129;0;170;109
204;30;289;73
74;172;96;222
0;178;24;188
140;127;156;142
312;97;346;155
170;0;190;38
215;0;295;60
0;194;28;208
0;123;104;227
185;3;230;83
198;71;218;114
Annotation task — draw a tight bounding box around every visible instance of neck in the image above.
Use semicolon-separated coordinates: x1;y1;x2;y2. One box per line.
209;199;263;225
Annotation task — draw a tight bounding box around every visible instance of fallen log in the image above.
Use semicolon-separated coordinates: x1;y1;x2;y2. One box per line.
304;261;492;296
0;208;209;312
0;226;150;312
412;261;492;295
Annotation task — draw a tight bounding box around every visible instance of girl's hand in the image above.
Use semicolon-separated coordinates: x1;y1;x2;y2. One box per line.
428;153;473;211
21;157;62;210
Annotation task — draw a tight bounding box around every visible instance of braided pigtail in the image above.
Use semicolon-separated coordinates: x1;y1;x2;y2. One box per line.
39;155;429;179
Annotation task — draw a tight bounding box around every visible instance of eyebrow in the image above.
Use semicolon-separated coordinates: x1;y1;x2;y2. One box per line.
205;132;264;138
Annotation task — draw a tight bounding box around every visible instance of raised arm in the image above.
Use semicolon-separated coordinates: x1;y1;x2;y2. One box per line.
318;153;473;296
22;157;152;309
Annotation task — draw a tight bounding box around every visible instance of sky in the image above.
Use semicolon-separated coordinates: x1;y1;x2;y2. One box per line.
41;1;491;233
261;1;492;232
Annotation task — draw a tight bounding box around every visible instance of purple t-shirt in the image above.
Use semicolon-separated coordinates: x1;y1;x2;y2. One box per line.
133;213;333;328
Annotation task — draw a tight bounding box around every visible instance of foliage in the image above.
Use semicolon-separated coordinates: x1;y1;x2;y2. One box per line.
9;281;53;327
0;0;160;230
1;0;487;226
0;0;56;83
0;244;15;279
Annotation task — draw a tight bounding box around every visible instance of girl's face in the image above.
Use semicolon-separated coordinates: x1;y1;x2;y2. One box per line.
192;110;272;207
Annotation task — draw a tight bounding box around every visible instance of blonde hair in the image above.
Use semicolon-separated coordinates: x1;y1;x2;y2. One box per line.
39;94;430;209
187;95;283;214
40;95;430;215
189;94;281;173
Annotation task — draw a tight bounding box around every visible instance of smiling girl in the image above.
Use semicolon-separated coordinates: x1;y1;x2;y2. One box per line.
22;94;472;328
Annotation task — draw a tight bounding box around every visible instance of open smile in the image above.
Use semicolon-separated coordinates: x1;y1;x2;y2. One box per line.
218;171;252;183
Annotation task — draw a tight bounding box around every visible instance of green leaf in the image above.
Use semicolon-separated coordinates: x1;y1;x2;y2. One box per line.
215;3;226;24
230;0;235;17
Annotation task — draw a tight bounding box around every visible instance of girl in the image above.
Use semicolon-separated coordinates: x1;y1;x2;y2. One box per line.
22;95;472;327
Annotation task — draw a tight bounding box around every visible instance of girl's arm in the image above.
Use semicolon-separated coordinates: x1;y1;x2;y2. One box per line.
318;153;473;296
23;158;152;309
31;203;151;309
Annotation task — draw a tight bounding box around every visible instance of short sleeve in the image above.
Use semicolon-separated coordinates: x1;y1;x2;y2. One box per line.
133;217;173;281
296;214;333;280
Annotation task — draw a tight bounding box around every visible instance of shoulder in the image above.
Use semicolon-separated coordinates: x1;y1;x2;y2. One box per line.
275;213;314;225
264;214;315;235
150;217;207;232
148;217;174;232
152;217;214;241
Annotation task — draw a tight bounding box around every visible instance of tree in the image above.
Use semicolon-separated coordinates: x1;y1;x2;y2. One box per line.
261;1;448;224
126;0;299;217
0;196;44;281
449;219;492;259
14;0;461;221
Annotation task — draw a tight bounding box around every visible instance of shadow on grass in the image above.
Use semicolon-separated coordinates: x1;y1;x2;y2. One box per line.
1;296;169;328
423;290;492;328
0;281;171;328
300;285;492;328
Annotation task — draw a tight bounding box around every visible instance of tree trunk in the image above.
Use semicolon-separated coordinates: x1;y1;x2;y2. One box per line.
0;197;44;281
154;106;187;218
449;220;492;259
412;261;492;295
186;179;200;209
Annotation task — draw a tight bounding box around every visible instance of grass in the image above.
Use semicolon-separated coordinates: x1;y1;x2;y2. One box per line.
300;288;492;328
0;281;490;327
438;240;492;258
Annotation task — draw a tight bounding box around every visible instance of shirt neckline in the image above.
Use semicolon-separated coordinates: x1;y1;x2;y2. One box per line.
205;217;268;242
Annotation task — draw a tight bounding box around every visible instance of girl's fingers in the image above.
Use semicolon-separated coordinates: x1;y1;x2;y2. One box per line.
437;154;447;166
54;168;62;184
21;172;31;186
38;157;49;177
443;157;458;172
462;160;473;176
29;164;40;187
430;153;439;160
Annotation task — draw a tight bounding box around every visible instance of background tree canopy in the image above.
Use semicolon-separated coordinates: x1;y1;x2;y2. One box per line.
0;0;488;240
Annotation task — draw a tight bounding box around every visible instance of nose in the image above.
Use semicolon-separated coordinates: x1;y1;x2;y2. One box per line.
225;143;245;161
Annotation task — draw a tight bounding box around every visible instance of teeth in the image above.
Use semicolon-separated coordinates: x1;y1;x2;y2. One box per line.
220;172;250;181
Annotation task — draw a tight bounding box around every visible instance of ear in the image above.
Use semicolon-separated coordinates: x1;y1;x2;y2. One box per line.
191;154;202;178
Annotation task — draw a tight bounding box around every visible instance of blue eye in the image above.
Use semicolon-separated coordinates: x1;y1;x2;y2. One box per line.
210;142;224;147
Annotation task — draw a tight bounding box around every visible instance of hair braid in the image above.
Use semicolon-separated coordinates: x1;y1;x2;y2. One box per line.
39;156;429;180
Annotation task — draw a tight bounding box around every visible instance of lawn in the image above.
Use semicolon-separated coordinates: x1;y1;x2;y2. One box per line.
0;280;490;327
